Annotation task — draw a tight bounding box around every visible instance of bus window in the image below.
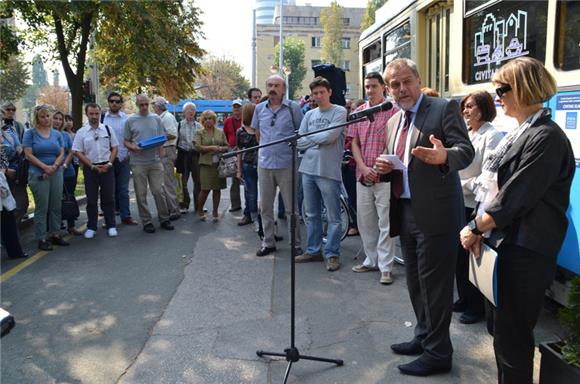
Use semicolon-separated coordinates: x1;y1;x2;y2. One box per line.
554;1;580;71
462;1;548;85
383;21;412;69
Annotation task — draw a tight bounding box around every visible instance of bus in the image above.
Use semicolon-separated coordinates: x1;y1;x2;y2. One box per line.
166;99;234;127
359;0;580;305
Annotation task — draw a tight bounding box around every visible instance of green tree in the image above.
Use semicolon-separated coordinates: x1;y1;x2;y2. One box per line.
320;1;343;66
2;1;205;129
360;0;387;32
274;38;306;100
0;55;29;103
197;57;250;100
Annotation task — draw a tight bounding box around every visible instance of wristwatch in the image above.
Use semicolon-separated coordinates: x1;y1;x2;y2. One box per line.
107;162;113;168
467;219;483;235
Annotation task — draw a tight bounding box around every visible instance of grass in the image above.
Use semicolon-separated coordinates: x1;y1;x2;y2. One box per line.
26;171;86;214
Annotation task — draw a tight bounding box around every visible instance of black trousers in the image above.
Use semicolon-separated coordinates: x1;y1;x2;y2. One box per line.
455;207;485;315
341;164;357;229
399;199;458;364
1;209;24;257
83;166;116;230
63;175;77;229
492;244;551;384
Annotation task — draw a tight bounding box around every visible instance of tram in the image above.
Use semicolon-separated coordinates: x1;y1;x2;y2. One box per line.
359;0;580;305
166;99;233;126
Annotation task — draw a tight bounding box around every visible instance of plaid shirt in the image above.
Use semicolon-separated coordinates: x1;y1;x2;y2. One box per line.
346;100;399;179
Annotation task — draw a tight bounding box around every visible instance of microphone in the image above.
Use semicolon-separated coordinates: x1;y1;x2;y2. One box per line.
347;101;393;122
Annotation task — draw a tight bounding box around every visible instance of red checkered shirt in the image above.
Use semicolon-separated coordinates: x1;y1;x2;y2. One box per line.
346;100;399;180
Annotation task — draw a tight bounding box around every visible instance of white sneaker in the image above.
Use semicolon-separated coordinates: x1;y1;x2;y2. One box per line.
107;228;118;237
84;229;96;239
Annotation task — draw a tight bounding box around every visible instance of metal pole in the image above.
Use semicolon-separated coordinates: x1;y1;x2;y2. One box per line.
252;8;257;88
279;0;284;77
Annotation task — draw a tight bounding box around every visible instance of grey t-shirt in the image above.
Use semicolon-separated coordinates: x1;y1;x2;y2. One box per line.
297;104;347;181
124;113;165;165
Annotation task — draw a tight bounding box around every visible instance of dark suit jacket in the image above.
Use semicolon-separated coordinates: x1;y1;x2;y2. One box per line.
387;96;474;236
486;115;575;259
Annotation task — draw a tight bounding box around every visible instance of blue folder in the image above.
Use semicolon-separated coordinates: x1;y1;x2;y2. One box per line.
138;135;167;149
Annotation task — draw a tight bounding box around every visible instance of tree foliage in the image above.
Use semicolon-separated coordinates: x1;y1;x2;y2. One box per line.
37;85;70;114
1;0;205;129
274;38;306;100
360;0;387;32
0;55;29;104
197;57;250;100
320;1;343;66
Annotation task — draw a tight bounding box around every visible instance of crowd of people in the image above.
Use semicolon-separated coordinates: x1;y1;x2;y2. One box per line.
0;56;574;383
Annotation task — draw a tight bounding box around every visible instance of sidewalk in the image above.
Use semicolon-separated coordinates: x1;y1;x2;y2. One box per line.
118;204;560;384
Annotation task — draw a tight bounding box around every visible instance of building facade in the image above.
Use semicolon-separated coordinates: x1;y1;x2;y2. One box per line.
256;4;365;100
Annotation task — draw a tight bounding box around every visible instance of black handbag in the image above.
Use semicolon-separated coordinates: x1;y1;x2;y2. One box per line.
61;184;80;221
175;148;185;174
13;152;29;185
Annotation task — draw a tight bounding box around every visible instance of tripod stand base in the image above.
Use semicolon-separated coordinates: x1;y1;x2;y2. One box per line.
257;347;343;384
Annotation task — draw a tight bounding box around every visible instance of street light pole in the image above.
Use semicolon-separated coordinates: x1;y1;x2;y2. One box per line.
279;0;283;77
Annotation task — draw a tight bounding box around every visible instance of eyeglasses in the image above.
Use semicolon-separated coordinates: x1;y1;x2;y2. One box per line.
138;103;149;107
495;84;512;98
5;108;15;112
108;99;122;104
270;112;278;126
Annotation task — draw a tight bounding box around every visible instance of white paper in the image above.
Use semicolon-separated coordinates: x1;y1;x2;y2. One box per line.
468;243;498;306
379;154;406;170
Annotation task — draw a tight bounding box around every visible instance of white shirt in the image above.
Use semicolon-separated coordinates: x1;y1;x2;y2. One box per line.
393;94;423;199
160;110;178;146
72;123;119;163
103;111;128;161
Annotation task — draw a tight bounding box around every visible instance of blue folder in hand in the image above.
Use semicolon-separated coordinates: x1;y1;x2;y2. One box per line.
138;135;167;149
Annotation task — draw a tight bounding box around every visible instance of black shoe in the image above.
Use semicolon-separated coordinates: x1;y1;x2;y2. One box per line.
397;357;451;377
452;300;467;313
238;216;253;226
50;236;70;246
278;213;287;220
459;312;484;324
391;340;424;356
256;246;276;257
293;247;304;256
160;221;174;230
143;223;156;233
229;206;242;212
38;240;53;251
169;213;181;221
9;252;29;259
274;235;284;242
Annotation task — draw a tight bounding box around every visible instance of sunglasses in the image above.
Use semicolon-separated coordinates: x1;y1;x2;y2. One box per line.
495;84;512;98
271;112;278;127
5;108;16;112
108;99;122;104
138;103;149;107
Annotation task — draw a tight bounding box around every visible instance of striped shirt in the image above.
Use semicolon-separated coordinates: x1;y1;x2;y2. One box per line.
346;100;399;179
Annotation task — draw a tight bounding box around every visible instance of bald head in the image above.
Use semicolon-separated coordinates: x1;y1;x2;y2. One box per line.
266;74;286;104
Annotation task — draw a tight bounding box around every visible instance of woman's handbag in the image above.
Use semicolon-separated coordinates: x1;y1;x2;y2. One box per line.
61;184;79;221
175;148;185;174
14;152;29;185
217;152;237;178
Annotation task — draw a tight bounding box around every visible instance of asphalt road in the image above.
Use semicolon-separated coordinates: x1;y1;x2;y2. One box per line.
1;187;561;384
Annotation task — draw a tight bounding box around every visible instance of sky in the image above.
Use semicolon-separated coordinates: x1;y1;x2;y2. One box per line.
195;0;369;83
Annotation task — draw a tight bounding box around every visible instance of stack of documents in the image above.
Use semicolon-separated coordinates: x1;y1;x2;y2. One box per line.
469;243;498;306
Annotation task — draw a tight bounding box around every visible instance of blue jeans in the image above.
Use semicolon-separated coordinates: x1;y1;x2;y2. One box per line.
302;173;342;258
242;163;258;220
114;158;131;219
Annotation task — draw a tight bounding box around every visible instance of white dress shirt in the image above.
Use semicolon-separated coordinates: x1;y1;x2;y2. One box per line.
72;123;119;163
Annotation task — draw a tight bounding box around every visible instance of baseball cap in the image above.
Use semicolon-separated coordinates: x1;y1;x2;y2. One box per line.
232;99;243;106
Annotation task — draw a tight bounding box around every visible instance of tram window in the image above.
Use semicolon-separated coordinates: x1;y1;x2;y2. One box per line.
462;1;548;85
465;0;497;16
362;40;381;64
554;0;580;71
383;22;412;67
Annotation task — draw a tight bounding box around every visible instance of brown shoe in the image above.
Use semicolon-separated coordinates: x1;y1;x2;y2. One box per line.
326;256;340;271
238;216;253;226
295;252;324;263
352;264;379;273
122;217;139;225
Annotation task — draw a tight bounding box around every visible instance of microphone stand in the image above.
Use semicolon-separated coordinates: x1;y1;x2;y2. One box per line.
223;115;368;384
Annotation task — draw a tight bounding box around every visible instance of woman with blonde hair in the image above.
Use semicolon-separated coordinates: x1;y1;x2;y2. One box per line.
460;57;575;383
22;105;68;250
193;110;228;222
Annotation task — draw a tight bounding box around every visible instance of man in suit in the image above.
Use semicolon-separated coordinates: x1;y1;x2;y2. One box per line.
375;58;474;376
